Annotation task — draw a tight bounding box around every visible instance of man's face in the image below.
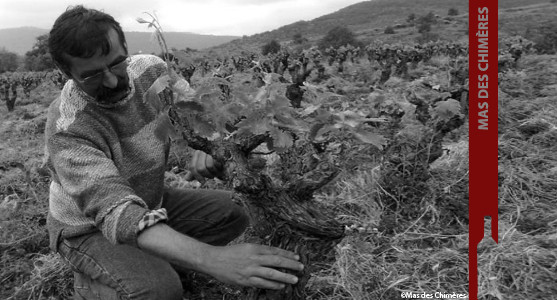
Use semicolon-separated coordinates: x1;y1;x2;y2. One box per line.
64;28;130;105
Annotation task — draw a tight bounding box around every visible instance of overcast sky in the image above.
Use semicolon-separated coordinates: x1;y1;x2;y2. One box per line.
0;0;365;36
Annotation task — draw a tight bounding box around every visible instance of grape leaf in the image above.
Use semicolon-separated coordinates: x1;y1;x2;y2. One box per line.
269;127;293;153
433;99;462;121
154;111;180;141
223;103;244;119
175;101;204;112
232;87;258;106
273;114;309;132
144;75;170;104
340;111;364;127
195;84;223;105
136;17;150;24
332;110;368;128
209;77;232;86
314;109;333;123
236;110;270;135
211;103;244;134
353;129;388;150
267;92;291;111
254;85;268;103
173;77;196;101
313;125;334;142
300;103;322;116
308;123;326;142
189;114;217;138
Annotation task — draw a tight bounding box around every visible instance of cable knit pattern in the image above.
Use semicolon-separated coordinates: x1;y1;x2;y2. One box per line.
44;54;171;250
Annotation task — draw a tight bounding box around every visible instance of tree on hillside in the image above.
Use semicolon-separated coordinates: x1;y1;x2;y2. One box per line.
384;26;396;34
292;33;307;45
528;20;557;54
0;48;18;73
407;13;416;24
318;26;361;50
448;8;459;16
416;12;437;33
417;22;432;34
24;34;55;71
261;40;281;55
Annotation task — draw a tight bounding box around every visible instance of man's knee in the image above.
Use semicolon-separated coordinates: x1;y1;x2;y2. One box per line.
135;268;183;300
72;263;183;300
205;202;249;246
230;203;250;237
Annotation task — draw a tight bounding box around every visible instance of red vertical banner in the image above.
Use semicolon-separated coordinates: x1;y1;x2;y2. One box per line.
468;0;499;300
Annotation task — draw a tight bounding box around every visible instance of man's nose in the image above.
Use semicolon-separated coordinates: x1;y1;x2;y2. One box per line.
102;69;118;88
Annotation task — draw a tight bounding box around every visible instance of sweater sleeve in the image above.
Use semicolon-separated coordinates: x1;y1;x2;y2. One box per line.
48;130;150;246
138;208;168;231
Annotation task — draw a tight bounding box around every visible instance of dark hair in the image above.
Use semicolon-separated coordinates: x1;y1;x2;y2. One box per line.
48;5;128;75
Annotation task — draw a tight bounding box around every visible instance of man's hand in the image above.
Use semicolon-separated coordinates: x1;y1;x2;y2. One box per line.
184;150;223;182
203;243;304;290
138;224;304;290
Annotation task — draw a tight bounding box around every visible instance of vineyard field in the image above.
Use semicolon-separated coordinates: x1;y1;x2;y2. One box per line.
1;13;557;300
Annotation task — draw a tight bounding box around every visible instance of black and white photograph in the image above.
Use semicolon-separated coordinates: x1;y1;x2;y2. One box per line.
0;0;555;299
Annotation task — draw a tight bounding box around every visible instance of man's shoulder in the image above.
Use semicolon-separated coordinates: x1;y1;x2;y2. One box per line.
47;95;61;111
128;54;167;83
46;83;94;133
131;53;164;62
45;96;60;121
130;54;166;70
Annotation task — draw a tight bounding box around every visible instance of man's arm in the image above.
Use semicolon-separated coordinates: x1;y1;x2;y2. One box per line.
137;222;304;290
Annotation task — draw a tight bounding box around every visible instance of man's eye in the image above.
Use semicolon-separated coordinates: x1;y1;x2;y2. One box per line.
83;71;103;80
112;57;129;67
110;60;125;68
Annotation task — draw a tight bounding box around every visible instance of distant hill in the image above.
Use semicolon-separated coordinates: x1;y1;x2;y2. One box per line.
125;32;238;55
1;0;552;57
0;27;48;55
0;27;239;55
212;0;553;53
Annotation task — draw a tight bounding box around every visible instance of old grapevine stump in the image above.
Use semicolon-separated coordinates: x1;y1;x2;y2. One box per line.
177;124;345;299
238;186;344;299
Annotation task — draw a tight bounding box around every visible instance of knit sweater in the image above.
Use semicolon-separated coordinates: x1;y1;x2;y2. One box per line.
44;54;171;251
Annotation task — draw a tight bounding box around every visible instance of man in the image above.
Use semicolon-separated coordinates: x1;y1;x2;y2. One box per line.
44;5;303;299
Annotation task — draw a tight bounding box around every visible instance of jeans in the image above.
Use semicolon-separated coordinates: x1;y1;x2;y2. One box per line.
57;188;249;300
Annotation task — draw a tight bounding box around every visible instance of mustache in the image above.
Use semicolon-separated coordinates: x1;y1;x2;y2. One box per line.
95;75;129;103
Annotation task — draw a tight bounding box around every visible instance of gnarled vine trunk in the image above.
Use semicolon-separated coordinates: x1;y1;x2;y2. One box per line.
172;111;345;299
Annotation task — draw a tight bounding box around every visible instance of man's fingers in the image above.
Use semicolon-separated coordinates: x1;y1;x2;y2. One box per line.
189;150;223;179
251;267;299;286
191;149;201;163
204;154;224;177
247;276;288;290
183;170;206;183
256;245;301;261
193;151;214;178
204;244;305;290
257;255;304;272
186;169;206;183
183;170;194;181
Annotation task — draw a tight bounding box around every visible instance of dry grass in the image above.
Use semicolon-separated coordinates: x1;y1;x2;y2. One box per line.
477;222;557;300
308;162;469;300
7;253;73;300
2;47;557;300
487;66;557;300
301;53;557;300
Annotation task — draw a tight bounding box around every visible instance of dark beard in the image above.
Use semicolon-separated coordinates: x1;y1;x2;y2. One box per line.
95;76;130;105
